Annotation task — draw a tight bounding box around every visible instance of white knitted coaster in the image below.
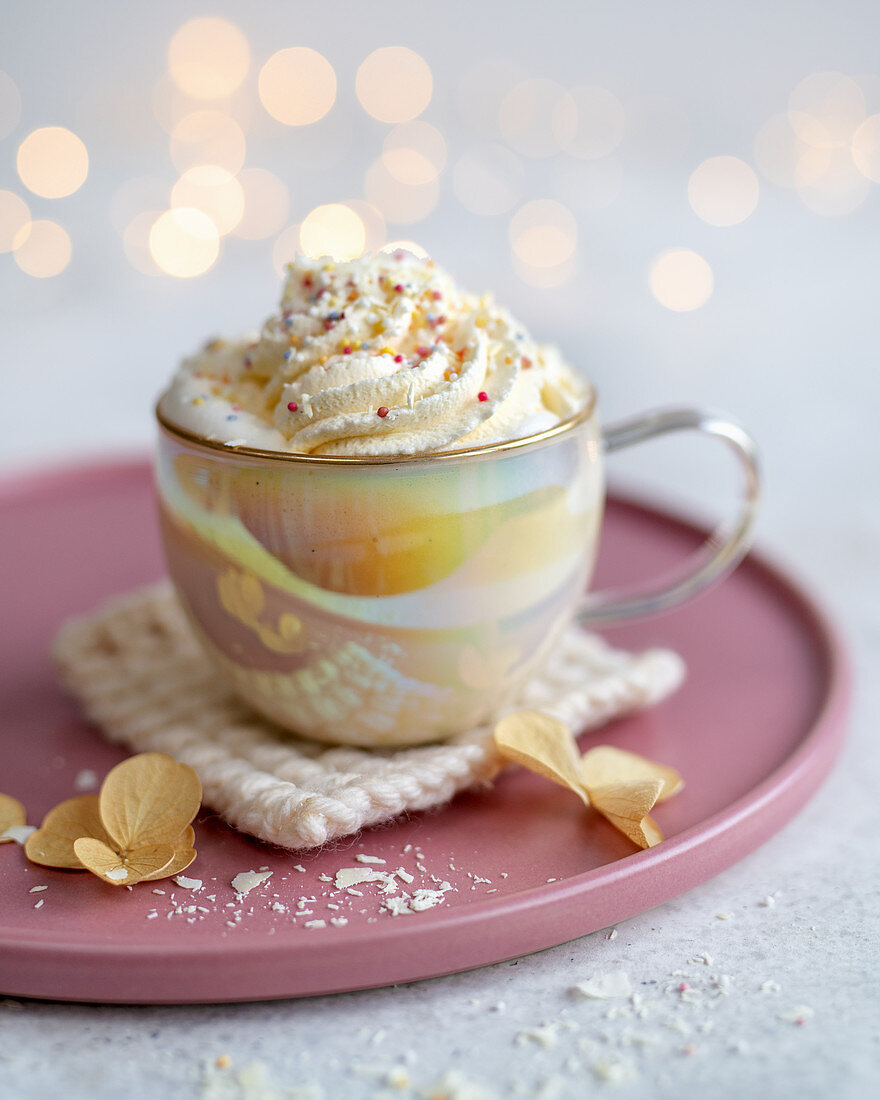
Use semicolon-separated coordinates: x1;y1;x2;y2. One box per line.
53;582;686;851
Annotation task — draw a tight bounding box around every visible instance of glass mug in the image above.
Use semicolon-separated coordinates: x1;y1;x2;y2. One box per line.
155;392;760;747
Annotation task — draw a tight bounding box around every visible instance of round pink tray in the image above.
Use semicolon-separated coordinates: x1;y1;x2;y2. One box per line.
0;459;850;1004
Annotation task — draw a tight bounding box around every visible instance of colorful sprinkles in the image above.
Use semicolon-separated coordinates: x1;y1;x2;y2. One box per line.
179;253;584;458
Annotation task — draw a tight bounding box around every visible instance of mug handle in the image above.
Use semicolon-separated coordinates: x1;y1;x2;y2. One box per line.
578;406;762;626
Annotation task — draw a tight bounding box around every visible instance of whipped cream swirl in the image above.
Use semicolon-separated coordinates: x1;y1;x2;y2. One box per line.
160;252;589;456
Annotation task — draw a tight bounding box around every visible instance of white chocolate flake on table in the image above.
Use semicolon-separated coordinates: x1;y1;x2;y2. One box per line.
73;769;98;791
410;888;448;912
173;874;203;890
515;1025;560;1049
383;897;412;917
231;870;273;896
570;972;633;1000
334;868;391;890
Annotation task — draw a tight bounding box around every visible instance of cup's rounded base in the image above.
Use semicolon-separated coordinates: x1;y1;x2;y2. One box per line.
189;613;563;749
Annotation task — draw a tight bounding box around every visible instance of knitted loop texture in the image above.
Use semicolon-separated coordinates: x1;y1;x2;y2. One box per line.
53;583;686;850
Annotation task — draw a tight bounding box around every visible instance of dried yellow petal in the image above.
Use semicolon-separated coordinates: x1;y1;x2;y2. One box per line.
141;826;196;881
494;712;684;851
0;793;26;843
24;795;110;868
494;711;589;805
580;745;683;802
588;779;666;849
73;838;176;886
98;753;202;851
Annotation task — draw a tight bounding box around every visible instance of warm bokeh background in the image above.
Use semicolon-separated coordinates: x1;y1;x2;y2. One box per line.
3;0;879;578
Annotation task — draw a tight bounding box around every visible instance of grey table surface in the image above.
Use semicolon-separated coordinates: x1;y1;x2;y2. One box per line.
3;1;880;1096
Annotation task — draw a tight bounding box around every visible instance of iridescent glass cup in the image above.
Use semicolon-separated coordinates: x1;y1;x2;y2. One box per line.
155;394;760;747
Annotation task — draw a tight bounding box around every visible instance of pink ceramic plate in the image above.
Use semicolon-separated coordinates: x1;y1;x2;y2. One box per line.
0;459;850;1004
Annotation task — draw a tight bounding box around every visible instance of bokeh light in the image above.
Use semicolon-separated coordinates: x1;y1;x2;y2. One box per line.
152;72;252;135
509;199;577;268
123;210;162;275
788;71;866;148
13;219;71;278
0;191;31;253
381;240;430;260
356;48;432;124
688;157;760;226
855;73;880;114
499;78;565;159
364;158;439;224
233;168;290;240
623;93;690;166
149;207;220;277
796;148;871;217
754;112;830;188
171;165;244;235
453;145;523;216
272;223;301;278
649;249;713;312
170;110;246;174
0;70;22;141
382;121;446;185
258;48;337;126
17;127;89;198
299;203;366;261
168;17;250;101
552;86;626;160
343;199;386;252
852;114;880;181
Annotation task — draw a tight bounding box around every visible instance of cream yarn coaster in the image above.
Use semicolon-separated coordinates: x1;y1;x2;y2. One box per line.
53;582;686;850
